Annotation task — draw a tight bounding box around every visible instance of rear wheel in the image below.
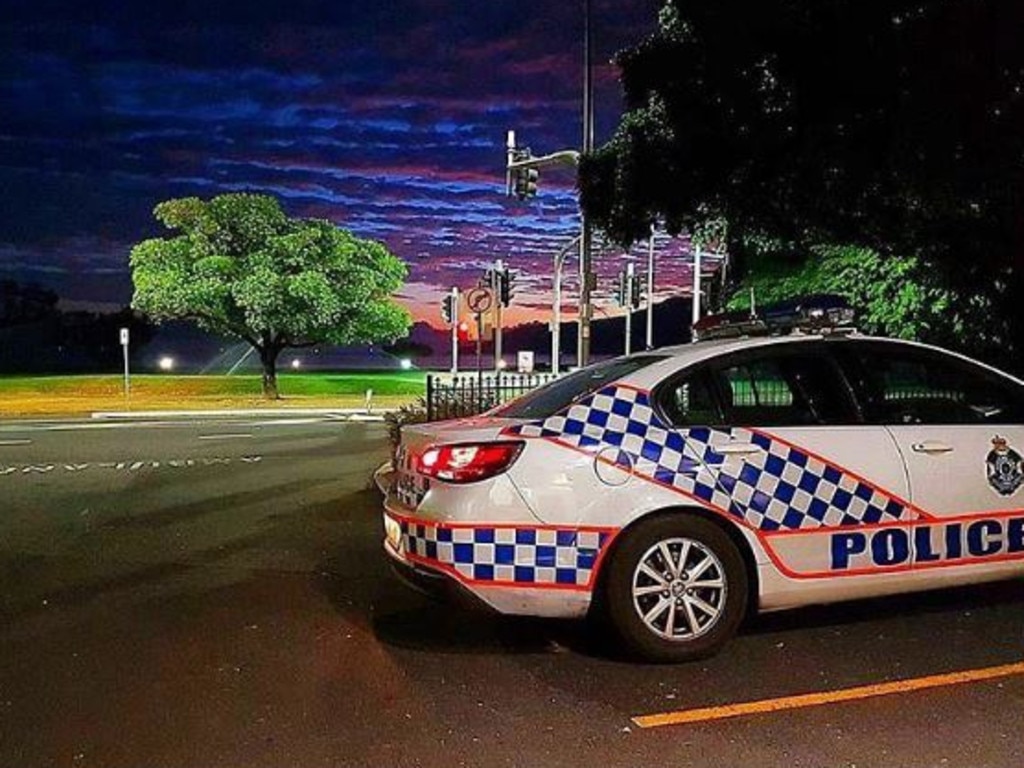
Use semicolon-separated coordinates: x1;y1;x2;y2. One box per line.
603;514;748;662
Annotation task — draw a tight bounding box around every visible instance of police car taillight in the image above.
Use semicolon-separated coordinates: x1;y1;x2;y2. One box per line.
417;441;525;483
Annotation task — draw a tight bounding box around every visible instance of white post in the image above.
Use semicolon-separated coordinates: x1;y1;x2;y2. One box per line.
450;287;460;375
625;263;634;356
645;227;655;350
119;327;130;400
494;259;503;372
691;242;702;342
552;260;561;375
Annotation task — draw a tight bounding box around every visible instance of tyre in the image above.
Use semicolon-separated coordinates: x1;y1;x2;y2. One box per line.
603;514;748;662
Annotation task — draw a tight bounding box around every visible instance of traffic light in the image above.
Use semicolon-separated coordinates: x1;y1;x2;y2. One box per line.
441;293;455;325
630;275;642;310
457;321;470;343
511;148;539;200
499;268;513;306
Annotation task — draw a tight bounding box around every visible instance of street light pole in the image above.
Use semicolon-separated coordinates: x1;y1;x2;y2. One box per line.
577;0;595;368
552;234;583;375
645;227;655;349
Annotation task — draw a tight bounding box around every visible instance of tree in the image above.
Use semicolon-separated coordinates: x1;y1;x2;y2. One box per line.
580;0;1024;363
726;244;996;347
130;193;411;398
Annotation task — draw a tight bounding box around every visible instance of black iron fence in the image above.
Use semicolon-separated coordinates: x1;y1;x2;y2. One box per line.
425;372;559;421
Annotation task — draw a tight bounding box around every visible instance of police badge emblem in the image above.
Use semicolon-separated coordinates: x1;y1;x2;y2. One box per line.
986;435;1024;496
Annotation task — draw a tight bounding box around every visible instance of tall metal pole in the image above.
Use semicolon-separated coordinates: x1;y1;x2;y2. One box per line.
494;259;504;371
691;241;702;341
552;234;581;375
645;227;655;349
450;286;460;375
554;256;562;375
577;0;595;368
625;262;634;356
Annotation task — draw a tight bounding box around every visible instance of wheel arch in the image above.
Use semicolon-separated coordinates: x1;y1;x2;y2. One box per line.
592;505;761;619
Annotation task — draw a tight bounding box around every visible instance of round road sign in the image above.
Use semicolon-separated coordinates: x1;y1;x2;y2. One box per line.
466;287;493;315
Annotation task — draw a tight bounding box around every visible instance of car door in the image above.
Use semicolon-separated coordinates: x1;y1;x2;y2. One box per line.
833;340;1024;573
658;343;914;578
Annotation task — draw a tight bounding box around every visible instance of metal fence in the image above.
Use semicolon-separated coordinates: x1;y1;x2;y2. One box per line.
425;372;560;421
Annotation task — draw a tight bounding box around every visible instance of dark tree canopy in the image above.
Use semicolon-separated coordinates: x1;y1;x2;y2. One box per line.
581;0;1024;269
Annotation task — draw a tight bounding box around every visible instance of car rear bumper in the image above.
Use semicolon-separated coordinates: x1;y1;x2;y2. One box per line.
381;509;600;619
384;538;497;611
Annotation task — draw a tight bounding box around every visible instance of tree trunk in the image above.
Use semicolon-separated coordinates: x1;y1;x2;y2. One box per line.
259;346;280;400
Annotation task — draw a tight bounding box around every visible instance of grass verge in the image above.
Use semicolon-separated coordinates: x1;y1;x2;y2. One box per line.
0;372;426;417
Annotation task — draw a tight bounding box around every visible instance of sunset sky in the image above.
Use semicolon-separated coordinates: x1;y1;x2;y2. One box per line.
1;0;709;329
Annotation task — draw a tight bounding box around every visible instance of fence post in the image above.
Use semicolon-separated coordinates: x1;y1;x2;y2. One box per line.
426;374;434;422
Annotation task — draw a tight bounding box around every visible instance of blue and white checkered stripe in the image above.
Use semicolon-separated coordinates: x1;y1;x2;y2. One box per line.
506;385;920;532
400;520;612;587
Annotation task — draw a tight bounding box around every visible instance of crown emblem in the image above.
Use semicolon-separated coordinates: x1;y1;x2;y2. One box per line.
992;435;1009;452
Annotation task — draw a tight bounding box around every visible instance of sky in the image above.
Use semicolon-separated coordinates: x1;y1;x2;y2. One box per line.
0;0;709;329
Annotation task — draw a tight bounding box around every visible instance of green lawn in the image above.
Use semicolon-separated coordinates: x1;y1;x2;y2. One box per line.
0;371;427;396
0;371;427;416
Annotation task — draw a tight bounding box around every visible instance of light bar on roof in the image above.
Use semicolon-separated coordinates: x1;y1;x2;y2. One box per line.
693;294;856;342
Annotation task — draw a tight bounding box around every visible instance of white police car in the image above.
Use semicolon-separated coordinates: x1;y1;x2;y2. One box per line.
379;297;1024;661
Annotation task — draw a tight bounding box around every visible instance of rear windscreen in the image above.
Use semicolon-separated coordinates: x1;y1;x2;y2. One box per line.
493;356;668;419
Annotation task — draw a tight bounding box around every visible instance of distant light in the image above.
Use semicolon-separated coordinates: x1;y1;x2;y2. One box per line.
399;358;413;370
158;356;175;371
291;359;302;369
496;359;508;369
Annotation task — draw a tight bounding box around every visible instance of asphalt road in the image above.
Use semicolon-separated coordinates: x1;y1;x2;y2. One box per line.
0;416;1021;768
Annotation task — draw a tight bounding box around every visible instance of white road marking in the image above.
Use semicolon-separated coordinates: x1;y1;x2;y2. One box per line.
0;439;32;446
250;418;324;426
0;455;265;478
197;433;254;441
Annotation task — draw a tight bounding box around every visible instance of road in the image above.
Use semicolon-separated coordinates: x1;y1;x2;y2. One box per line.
0;416;1021;768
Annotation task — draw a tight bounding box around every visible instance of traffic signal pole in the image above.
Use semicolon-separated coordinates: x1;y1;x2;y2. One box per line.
646;227;655;350
450;286;460;374
691;242;702;341
494;259;504;371
624;263;634;356
578;0;595;368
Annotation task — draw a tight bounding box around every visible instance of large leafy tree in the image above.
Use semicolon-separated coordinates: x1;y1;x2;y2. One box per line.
131;194;411;398
727;244;995;347
580;0;1024;362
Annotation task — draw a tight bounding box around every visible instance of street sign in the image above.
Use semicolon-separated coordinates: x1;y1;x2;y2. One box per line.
466;286;494;315
119;327;130;346
517;350;535;373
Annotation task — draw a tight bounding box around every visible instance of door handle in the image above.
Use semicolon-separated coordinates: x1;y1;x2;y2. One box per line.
715;442;762;457
911;441;954;455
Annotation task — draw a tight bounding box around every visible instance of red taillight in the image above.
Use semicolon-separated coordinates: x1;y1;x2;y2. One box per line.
417;441;524;483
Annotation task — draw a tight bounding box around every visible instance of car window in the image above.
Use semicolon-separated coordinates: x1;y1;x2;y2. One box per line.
493;355;668;419
709;351;858;426
835;342;1024;425
660;370;724;426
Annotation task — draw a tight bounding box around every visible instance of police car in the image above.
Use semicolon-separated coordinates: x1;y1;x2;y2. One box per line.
378;297;1024;661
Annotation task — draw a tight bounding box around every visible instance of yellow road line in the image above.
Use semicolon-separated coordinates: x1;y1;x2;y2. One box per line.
634;661;1024;729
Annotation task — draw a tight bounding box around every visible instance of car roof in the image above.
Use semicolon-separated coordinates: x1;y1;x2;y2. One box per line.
623;331;1024;391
